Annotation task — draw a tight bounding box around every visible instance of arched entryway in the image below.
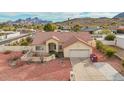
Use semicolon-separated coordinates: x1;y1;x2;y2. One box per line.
48;43;56;52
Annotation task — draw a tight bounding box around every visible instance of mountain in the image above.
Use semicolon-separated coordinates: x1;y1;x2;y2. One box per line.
56;18;121;27
55;17;124;31
4;17;52;25
113;12;124;18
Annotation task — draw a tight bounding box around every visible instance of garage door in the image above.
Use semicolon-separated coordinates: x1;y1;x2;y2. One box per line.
69;49;90;57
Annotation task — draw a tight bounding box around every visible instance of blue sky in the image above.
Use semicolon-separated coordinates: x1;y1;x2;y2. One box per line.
0;12;120;22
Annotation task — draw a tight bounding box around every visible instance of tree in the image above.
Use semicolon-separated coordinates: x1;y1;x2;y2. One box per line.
105;34;116;41
72;25;81;32
99;29;112;35
43;23;57;31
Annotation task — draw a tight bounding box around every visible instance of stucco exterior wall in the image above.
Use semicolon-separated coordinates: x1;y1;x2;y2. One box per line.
116;37;124;49
88;40;96;47
63;41;92;57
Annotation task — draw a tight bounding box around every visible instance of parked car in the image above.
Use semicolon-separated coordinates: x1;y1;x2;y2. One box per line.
90;54;98;62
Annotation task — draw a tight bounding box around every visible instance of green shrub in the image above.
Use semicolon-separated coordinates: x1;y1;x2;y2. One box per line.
105;34;116;41
96;40;103;50
96;40;116;57
49;51;61;58
105;47;116;57
26;37;32;43
19;40;28;46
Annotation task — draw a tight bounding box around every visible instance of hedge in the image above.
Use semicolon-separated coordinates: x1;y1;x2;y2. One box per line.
96;40;116;57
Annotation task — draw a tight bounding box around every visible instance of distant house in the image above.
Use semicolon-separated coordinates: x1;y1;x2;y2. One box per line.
0;31;20;40
81;27;100;34
116;35;124;49
117;26;124;34
32;32;94;58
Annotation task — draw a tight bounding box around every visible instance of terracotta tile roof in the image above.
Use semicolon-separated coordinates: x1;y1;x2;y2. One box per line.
63;36;92;48
117;26;124;30
32;32;92;45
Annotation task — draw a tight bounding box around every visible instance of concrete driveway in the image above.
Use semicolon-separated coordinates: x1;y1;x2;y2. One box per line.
94;62;124;81
70;58;107;81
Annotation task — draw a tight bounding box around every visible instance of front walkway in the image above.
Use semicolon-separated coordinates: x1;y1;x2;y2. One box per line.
70;58;107;81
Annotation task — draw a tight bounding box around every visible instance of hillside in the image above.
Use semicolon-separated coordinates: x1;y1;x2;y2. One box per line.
114;12;124;18
56;18;124;27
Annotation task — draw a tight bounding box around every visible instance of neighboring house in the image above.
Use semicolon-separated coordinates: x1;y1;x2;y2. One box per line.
81;27;100;34
116;35;124;49
117;26;124;34
32;32;94;58
0;31;20;40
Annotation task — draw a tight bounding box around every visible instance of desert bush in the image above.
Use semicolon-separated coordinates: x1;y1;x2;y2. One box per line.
3;50;11;54
22;50;27;54
96;40;103;50
105;34;116;41
104;47;116;57
96;40;116;57
12;56;20;61
122;60;124;67
26;37;33;43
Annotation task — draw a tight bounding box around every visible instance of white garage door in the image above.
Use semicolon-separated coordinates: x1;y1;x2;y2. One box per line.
69;49;90;57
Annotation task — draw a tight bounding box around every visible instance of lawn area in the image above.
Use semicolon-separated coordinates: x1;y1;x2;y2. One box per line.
0;54;71;81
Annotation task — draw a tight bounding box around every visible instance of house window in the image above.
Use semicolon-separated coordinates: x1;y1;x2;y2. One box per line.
59;45;63;50
36;46;43;50
54;44;56;49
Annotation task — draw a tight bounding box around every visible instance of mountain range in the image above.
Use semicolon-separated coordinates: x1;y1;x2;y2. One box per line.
3;17;52;25
113;12;124;18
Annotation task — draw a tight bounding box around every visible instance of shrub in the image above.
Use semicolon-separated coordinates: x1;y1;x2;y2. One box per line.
96;40;116;57
19;40;28;46
3;50;11;54
100;29;112;35
122;60;124;67
49;51;60;57
105;47;116;57
96;40;103;50
12;56;19;61
105;34;116;41
26;37;32;43
22;50;27;54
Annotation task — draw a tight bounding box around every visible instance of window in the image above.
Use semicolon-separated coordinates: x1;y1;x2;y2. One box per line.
54;44;56;49
59;45;63;50
36;46;43;50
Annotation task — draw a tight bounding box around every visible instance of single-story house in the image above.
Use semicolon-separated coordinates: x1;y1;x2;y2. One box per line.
32;32;94;58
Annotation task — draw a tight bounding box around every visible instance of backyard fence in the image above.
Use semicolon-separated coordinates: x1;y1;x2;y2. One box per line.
100;40;115;45
0;46;35;52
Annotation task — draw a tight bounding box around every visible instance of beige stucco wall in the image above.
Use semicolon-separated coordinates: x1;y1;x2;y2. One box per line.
88;40;96;47
63;41;92;57
46;39;59;53
0;46;35;52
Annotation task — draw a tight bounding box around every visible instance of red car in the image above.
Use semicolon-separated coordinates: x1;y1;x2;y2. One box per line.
90;54;98;62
